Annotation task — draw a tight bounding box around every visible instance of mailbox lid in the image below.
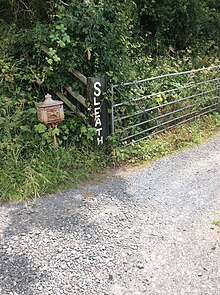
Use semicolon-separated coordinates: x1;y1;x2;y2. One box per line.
36;94;63;108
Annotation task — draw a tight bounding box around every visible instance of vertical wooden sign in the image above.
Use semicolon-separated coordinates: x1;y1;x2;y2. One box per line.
87;77;109;146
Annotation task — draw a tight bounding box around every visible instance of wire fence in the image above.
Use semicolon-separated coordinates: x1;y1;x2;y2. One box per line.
110;65;220;145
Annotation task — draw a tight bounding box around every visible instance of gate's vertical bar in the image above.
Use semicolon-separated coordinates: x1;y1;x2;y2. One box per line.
217;80;220;110
110;84;115;136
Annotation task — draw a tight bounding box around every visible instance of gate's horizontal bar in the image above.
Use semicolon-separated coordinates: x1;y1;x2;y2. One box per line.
64;86;87;108
115;88;216;122
122;109;199;141
113;77;219;108
68;69;87;85
124;107;219;145
121;102;219;141
119;96;218;133
53;90;90;126
112;65;220;88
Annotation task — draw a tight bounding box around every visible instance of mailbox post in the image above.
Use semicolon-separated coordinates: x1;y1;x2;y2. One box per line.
36;94;64;147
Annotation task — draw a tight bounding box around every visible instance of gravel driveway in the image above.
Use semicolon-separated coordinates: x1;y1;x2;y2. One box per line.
0;134;220;295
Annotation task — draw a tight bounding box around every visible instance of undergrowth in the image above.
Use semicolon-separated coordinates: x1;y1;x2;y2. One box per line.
0;146;108;202
0;1;219;202
1;112;220;202
112;113;220;165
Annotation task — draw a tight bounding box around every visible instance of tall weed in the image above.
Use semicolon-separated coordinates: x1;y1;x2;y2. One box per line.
0;146;107;202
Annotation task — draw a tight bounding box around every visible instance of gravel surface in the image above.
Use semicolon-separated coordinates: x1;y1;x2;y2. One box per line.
0;134;220;295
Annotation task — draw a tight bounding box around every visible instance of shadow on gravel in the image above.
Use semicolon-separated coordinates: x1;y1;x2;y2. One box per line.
0;176;138;293
0;248;45;294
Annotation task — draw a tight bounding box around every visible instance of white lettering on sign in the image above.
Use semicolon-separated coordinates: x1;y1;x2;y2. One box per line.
94;82;102;97
97;136;103;145
96;128;102;137
93;81;103;145
95;117;102;128
93;96;100;106
94;107;101;117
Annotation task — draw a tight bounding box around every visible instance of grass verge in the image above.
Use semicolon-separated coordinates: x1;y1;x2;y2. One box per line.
0;146;108;202
112;113;220;165
0;113;220;202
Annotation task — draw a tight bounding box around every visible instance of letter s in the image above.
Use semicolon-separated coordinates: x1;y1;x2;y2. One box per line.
94;82;101;97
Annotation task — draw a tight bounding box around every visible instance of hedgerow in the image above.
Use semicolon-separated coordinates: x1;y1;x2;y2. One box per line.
0;0;219;200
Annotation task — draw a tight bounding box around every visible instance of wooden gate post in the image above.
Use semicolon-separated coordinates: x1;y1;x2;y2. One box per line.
87;77;110;146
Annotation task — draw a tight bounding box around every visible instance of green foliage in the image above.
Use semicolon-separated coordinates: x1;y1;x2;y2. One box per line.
0;146;107;202
112;113;220;165
0;57;39;163
112;54;220;144
134;0;220;54
0;0;219;201
0;0;51;28
1;0;219;85
40;0;136;83
0;54;105;202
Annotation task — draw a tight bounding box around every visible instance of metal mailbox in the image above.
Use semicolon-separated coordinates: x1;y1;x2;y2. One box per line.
36;93;64;126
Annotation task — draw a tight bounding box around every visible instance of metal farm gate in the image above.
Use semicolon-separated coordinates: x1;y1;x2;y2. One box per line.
110;65;220;145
